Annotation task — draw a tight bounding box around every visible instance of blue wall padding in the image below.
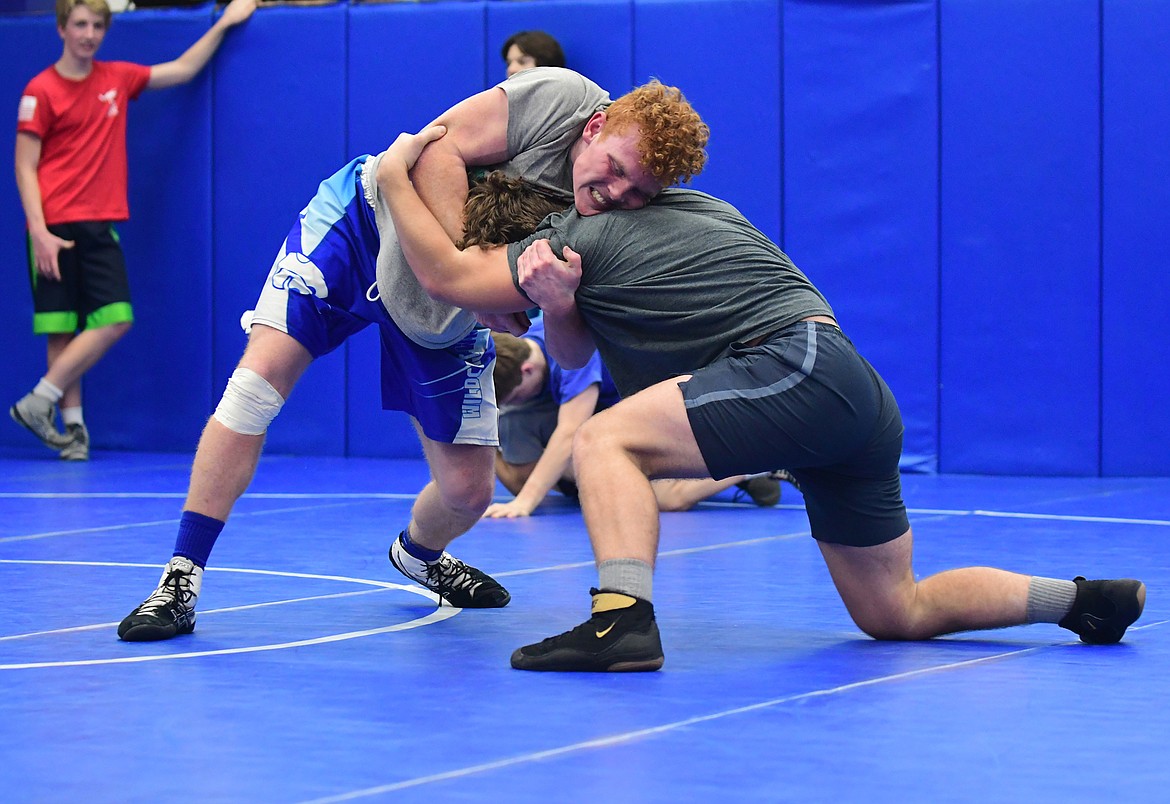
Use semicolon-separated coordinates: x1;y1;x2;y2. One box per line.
486;0;634;102
345;2;488;459
211;5;349;457
1;0;1167;478
97;10;217;451
939;0;1101;474
347;2;487;159
634;0;782;242
782;0;938;472
1101;0;1170;476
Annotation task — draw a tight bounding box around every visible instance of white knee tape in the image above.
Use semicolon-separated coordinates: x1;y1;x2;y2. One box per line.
213;367;285;436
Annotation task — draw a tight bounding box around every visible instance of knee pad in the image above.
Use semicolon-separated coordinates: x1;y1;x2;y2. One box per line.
213;367;285;436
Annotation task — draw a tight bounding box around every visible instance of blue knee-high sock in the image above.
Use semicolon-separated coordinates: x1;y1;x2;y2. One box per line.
174;511;225;569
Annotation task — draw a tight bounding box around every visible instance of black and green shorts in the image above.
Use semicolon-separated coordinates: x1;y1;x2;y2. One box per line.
28;221;134;335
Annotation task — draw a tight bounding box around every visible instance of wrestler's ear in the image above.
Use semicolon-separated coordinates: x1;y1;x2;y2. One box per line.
581;111;607;144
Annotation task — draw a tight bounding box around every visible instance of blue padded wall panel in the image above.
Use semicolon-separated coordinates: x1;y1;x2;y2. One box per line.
633;0;781;242
97;9;217;452
487;0;633;99
347;2;486;159
939;0;1100;475
212;5;348;456
0;16;63;452
783;0;939;472
1101;0;1170;476
346;2;486;458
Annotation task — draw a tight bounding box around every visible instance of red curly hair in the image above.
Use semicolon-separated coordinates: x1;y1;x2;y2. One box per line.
603;80;710;187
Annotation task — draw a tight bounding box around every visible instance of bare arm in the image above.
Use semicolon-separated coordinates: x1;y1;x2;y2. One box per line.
484;385;600;518
14;131;73;281
398;87;512;242
378;128;531;312
147;0;257;89
378;88;529;334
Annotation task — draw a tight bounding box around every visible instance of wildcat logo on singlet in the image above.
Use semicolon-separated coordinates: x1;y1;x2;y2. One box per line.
98;89;119;118
461;364;484;420
271;252;329;298
458;339;485;420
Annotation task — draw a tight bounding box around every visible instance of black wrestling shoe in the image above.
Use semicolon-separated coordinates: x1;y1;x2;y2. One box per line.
118;556;201;641
389;534;510;608
511;588;664;672
1058;576;1146;644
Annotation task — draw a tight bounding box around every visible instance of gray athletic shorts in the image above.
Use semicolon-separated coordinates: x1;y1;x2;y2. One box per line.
498;397;560;464
681;320;909;547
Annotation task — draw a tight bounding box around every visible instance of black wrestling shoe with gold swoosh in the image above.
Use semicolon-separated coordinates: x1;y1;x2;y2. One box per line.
1058;576;1146;644
511;588;664;672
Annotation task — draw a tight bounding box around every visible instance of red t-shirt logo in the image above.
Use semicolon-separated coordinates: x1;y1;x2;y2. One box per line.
98;88;120;118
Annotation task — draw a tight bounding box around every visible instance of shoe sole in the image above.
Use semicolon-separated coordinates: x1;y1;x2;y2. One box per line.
442;586;511;608
10;405;72;449
511;625;666;672
510;650;664;672
118;618;196;642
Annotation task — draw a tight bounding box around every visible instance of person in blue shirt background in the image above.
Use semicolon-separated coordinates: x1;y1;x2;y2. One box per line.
488;317;797;517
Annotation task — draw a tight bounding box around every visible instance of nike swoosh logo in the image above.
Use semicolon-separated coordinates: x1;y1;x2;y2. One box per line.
596;620;617;639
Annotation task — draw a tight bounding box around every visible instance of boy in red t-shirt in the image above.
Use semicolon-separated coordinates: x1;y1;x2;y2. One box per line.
11;0;256;460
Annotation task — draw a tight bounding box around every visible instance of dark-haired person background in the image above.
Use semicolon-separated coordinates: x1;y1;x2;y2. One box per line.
502;30;565;79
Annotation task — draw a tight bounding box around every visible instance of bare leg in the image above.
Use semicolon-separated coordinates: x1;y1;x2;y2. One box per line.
45;322;132;407
572;376;709;566
818;531;1030;640
183;325;313;520
511;377;705;671
410;429;497;552
652;476;747;512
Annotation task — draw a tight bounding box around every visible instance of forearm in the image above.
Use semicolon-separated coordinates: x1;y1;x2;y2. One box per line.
541;307;597;370
15;165;47;234
149;1;252;89
155;27;229;88
14;139;47;233
512;428;576;510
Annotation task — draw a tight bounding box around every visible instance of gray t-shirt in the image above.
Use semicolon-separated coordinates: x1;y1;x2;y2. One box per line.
506;189;836;396
367;68;611;348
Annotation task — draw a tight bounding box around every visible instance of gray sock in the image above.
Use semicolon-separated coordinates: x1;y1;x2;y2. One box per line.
1026;576;1078;623
598;558;653;602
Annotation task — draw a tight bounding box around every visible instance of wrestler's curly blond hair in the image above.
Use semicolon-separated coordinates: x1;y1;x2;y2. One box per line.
458;171;568;249
604;80;709;187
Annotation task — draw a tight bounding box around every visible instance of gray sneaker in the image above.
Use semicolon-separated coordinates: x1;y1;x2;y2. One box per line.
59;422;89;461
10;392;72;449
